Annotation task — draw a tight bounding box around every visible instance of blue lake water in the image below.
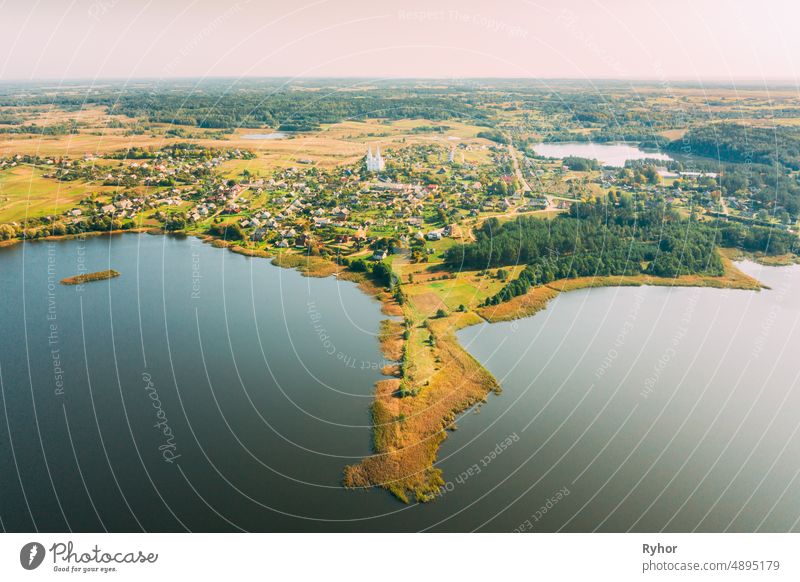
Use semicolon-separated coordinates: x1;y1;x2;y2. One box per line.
1;235;798;532
241;132;288;140
533;142;673;167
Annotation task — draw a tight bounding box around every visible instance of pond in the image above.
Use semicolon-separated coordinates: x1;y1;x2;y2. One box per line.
241;132;289;140
532;142;673;167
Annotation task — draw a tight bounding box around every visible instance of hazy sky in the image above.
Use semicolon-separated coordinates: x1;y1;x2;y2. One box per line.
1;0;799;81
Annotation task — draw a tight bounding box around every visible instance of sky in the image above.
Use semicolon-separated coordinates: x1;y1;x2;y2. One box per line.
1;0;799;82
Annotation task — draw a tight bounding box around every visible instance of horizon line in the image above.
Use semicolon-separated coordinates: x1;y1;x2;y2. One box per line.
0;75;798;86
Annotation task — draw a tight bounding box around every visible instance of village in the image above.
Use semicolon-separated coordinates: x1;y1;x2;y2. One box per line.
1;127;796;260
1;138;532;258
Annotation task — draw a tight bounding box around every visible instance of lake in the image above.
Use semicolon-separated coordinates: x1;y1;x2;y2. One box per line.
241;132;288;140
532;142;673;167
1;235;798;532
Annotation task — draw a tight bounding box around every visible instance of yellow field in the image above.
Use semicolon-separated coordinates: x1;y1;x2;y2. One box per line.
0;112;493;172
0;110;498;225
26;105;131;126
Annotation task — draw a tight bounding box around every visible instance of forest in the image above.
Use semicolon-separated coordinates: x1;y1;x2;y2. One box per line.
712;221;798;255
450;196;799;307
669;123;800;170
448;199;719;269
0;81;488;131
447;200;730;306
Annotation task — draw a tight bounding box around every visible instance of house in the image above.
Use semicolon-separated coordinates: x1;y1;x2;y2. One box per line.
372;249;388;260
251;228;268;242
426;230;442;241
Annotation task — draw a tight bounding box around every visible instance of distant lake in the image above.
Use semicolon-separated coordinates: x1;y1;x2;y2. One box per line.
242;132;288;140
533;142;673;167
1;235;798;532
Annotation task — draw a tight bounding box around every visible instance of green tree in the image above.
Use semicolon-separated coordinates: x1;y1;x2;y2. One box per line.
0;224;16;240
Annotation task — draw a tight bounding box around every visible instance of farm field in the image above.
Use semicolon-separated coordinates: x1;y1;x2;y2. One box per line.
0;165;109;223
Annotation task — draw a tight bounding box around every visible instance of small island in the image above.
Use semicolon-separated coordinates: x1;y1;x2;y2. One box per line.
60;269;120;285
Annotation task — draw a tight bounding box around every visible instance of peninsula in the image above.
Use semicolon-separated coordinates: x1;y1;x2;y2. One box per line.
1;79;798;503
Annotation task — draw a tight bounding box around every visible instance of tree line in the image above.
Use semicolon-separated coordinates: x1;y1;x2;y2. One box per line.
446;199;730;306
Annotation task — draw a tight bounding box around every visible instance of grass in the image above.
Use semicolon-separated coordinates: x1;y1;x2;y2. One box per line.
60;269;120;285
343;249;510;503
22;105;123;127
269;250;342;277
343;310;499;503
478;284;560;323
719;246;800;267
0;165;111;223
549;253;763;294
401;266;520;317
378;320;405;362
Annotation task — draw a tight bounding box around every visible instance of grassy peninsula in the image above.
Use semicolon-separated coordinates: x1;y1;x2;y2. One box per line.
338;259;764;503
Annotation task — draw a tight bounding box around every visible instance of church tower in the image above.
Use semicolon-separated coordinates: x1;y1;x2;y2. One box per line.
365;145;385;172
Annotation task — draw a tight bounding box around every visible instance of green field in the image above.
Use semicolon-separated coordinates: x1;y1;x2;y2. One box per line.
0;165;102;223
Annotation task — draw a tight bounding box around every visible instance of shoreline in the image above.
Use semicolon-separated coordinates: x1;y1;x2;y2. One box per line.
3;229;780;504
0;227;157;249
477;249;765;324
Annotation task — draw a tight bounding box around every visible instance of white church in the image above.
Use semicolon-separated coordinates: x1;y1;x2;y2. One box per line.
365;146;385;172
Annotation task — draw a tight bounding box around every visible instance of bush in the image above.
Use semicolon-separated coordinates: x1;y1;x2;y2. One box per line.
208;222;244;240
398;381;419;398
0;224;16;240
165;212;187;231
348;258;368;272
370;261;392;286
